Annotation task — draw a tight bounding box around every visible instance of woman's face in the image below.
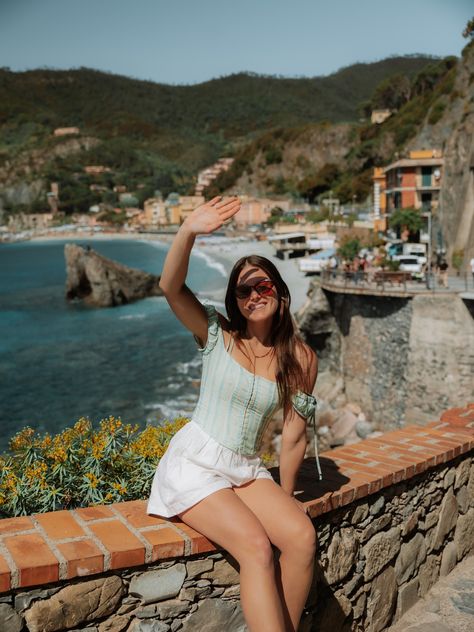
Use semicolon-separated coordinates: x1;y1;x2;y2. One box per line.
235;264;279;322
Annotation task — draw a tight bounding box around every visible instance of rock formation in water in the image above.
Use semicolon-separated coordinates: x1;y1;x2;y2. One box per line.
65;243;163;307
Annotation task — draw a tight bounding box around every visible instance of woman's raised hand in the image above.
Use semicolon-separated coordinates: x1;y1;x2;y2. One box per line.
184;196;241;235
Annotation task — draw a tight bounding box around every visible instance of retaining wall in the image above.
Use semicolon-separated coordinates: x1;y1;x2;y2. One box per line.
0;405;473;632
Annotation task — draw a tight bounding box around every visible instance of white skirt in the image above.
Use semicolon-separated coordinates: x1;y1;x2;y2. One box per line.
147;421;273;517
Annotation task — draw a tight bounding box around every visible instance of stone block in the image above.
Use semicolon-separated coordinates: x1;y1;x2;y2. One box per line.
24;576;124;632
454;507;474;560
351;503;369;524
401;511;419;537
369;496;385;516
129;565;186;604
443;468;455;489
395;532;427;585
325;528;358;585
202;558;239;586
431;488;458;551
396;576;419;618
456;484;469;514
454;459;471;489
180;598;246;632
363;527;401;581
421;508;439;532
418;554;439;596
365;565;397;632
185;558;213;580
440;541;457;577
360;514;391;543
0;603;22;632
468;463;474;507
98;615;131;632
132;621;170;632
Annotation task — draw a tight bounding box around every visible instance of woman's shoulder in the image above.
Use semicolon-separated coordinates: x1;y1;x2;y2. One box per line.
295;339;317;370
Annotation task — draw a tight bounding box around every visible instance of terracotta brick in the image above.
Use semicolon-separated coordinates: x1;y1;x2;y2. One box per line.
89;520;145;569
56;539;104;579
0;554;11;592
306;497;328;518
35;510;84;540
0;516;34;535
74;506;115;521
174;522;217;554
142;527;186;561
113;500;166;529
4;534;58;588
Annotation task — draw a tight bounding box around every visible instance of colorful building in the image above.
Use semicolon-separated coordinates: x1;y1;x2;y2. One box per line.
383;150;443;213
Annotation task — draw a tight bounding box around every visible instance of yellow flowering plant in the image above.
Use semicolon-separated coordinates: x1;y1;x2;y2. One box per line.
0;416;188;517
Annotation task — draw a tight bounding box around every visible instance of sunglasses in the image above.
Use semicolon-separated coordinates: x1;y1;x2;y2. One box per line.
235;279;275;300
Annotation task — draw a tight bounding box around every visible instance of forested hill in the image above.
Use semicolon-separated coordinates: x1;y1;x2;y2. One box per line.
0;54;442;214
1;56;434;142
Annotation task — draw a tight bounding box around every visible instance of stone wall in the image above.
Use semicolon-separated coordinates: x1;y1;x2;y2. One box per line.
297;285;474;429
0;406;472;632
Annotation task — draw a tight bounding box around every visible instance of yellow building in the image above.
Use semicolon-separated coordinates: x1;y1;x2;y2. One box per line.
144;198;167;226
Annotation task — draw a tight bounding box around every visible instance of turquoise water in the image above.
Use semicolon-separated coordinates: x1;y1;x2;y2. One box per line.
0;238;228;451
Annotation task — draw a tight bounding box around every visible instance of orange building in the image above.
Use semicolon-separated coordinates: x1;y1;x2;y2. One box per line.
383;150;443;213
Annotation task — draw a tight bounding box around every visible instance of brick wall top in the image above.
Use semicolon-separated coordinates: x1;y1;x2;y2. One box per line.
0;405;473;593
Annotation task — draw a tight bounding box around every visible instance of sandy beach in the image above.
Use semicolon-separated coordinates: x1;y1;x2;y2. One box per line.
30;230;314;313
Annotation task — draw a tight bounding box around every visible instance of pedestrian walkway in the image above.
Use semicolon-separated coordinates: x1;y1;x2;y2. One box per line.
386;554;474;632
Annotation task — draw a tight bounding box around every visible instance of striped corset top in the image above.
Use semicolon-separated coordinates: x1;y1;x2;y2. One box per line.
192;304;322;478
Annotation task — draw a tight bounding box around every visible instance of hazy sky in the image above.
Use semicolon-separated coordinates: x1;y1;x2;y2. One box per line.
1;0;472;84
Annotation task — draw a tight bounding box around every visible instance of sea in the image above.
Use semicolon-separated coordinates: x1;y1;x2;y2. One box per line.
0;238;229;453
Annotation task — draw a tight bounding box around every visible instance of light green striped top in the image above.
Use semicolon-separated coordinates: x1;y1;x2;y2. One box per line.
193;304;322;479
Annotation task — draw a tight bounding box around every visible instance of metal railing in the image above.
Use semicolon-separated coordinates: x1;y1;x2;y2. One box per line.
319;269;473;295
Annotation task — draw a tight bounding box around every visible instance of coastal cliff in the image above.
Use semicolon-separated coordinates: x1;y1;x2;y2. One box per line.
297;281;474;429
65;243;163;307
408;41;474;265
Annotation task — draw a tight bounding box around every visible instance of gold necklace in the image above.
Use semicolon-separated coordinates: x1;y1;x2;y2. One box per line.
244;339;274;360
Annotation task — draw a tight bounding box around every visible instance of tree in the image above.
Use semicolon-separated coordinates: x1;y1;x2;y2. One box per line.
338;238;361;261
370;74;411;111
388;208;424;241
463;17;474;38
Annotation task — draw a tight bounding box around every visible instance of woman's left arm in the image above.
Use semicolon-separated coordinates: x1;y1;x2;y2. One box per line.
279;345;318;496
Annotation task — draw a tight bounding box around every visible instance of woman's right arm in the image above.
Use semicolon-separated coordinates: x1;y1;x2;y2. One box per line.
159;196;241;346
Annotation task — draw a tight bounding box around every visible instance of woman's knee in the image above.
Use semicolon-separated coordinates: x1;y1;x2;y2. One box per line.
236;530;274;568
282;517;317;560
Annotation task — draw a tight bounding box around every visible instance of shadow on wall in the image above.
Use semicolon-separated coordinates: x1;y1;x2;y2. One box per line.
270;457;350;505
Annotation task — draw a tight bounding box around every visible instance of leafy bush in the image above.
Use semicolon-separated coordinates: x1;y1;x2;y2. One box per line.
451;249;464;276
0;416;188;517
338;238;361;260
428;101;446;125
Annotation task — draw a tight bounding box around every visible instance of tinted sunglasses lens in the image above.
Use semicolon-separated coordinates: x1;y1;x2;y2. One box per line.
235;281;273;299
255;281;274;296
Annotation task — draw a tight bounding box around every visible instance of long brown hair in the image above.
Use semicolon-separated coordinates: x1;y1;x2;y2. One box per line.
224;255;307;410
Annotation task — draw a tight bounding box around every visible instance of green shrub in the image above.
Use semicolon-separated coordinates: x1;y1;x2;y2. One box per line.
428;101;446;125
0;416;188;517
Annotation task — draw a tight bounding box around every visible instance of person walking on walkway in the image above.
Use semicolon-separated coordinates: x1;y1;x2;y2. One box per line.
147;196;319;632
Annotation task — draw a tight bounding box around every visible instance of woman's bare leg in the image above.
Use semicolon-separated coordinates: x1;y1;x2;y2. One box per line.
234;479;316;632
178;488;286;632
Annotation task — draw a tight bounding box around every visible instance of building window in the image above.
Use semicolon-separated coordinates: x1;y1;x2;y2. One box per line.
421;192;432;211
422;167;432;187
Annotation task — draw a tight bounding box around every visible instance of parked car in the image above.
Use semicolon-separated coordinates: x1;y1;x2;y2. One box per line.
392;255;427;280
298;249;337;274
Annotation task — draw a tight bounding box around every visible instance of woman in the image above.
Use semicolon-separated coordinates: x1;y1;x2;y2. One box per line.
147;196;319;632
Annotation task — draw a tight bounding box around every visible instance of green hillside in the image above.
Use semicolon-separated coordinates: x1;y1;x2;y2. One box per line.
0;55;443;214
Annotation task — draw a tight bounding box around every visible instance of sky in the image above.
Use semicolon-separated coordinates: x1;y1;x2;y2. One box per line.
0;0;472;85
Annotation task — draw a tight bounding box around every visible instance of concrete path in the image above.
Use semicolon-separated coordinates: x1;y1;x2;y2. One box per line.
386;555;474;632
